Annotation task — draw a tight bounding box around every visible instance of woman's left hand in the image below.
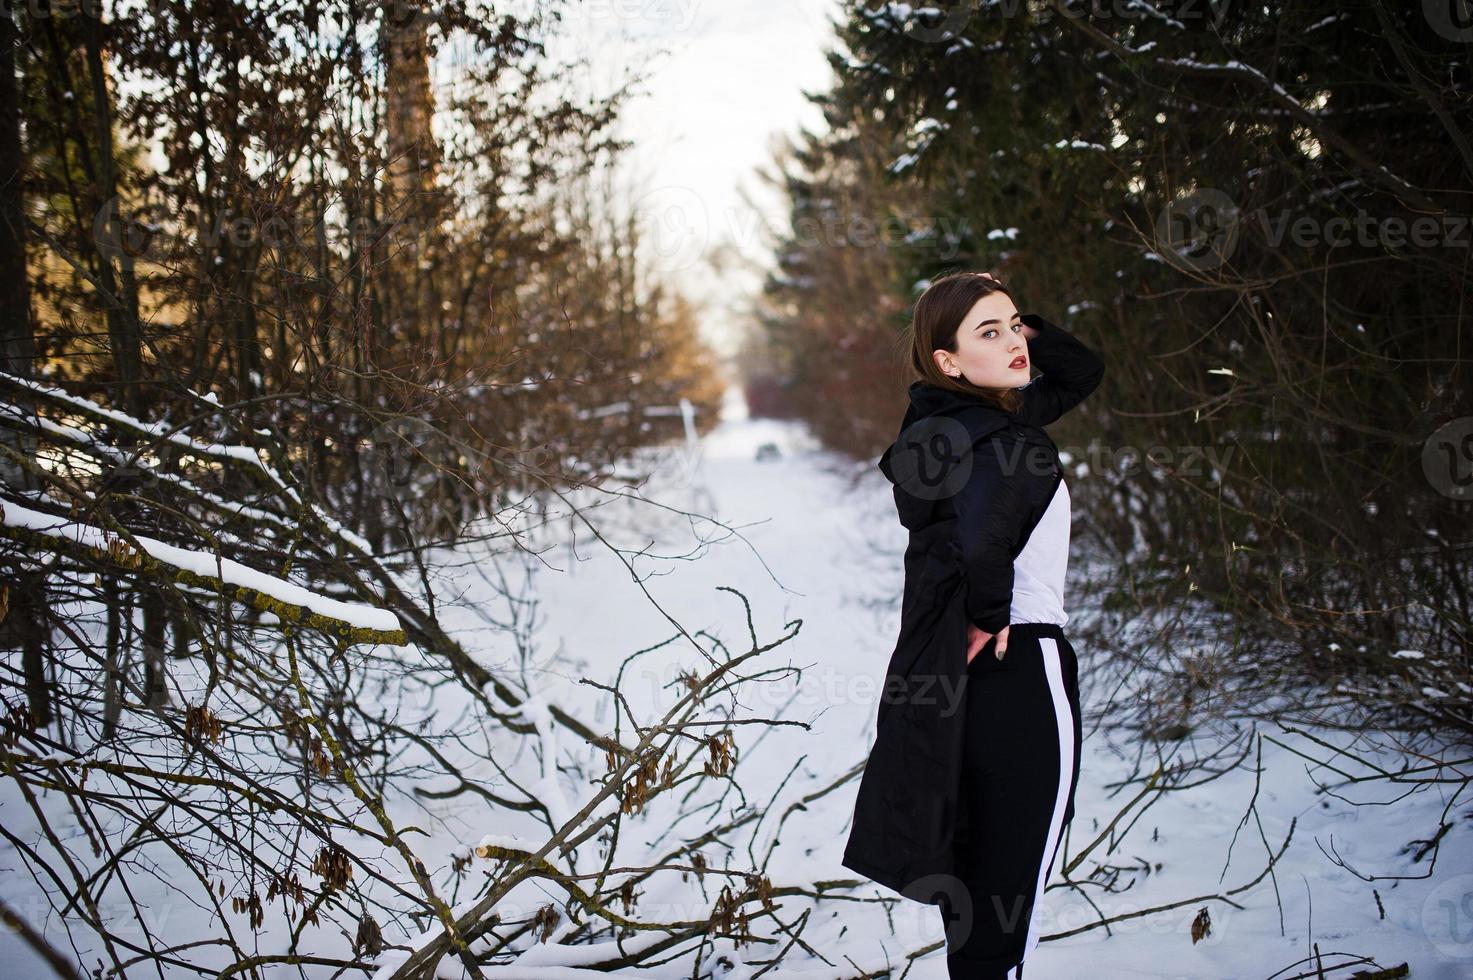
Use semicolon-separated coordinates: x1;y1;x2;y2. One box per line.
966;622;1011;664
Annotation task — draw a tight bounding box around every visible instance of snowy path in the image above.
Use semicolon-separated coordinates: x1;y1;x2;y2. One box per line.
501;387;1473;979
4;385;1470;979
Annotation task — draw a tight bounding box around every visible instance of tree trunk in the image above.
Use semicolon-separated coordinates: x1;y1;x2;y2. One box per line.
0;11;36;464
0;15;53;728
83;10;143;417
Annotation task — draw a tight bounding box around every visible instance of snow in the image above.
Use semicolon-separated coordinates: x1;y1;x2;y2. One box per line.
1305;13;1349;33
0;497;402;634
474;833;547;857
1122;0;1185;29
3;386;1470;977
0;369;376;555
889;151;921;174
1160;57;1308;113
513;692;576;832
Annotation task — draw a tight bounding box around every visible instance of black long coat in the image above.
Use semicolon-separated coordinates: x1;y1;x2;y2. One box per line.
840;313;1105;906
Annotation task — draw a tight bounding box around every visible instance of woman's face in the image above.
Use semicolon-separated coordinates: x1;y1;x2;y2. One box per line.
933;290;1030;388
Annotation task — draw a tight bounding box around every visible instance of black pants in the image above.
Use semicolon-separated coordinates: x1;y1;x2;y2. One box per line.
941;622;1082;980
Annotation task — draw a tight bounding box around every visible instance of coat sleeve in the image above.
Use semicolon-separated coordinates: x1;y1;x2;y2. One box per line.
952;434;1028;635
1014;313;1106;428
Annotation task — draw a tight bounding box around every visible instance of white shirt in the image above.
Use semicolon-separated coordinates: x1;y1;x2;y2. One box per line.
1008;477;1070;627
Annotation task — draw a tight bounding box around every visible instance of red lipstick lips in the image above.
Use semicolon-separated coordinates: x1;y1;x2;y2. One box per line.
1009;356;1028;369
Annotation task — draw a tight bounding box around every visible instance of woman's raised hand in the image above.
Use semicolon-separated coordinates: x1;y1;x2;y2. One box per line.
965;622;1011;665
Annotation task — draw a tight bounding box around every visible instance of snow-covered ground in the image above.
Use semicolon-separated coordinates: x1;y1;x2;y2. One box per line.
4;383;1471;978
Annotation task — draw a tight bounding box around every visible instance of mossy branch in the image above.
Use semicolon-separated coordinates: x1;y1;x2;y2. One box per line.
0;517;405;646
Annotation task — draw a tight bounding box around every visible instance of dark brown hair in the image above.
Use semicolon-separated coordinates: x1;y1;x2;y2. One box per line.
905;271;1024;413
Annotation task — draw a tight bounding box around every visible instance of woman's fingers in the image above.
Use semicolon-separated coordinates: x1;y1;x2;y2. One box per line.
966;622;1018;663
965;623;986;665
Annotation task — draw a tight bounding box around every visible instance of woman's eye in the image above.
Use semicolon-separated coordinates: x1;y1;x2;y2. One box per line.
982;329;997;339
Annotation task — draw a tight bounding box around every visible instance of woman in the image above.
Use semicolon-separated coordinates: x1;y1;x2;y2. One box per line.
840;271;1105;979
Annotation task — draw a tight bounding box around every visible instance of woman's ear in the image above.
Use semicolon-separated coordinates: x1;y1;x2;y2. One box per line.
932;349;959;378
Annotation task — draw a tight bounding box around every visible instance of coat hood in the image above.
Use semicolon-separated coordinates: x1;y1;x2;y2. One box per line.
877;380;1013;529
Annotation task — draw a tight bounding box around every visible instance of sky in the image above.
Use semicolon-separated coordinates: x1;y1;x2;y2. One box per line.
564;0;847;362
